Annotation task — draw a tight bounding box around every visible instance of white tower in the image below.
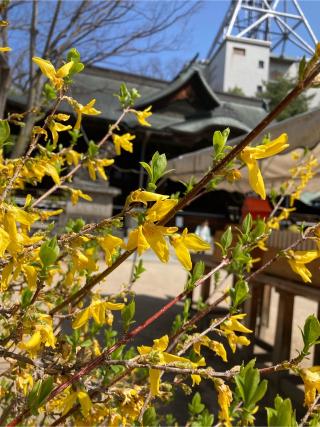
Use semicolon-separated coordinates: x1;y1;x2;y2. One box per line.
207;0;318;98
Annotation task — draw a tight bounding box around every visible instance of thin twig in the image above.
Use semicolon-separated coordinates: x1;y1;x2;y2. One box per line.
31;106;130;208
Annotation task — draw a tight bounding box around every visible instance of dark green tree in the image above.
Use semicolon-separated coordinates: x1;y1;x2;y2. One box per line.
259;76;314;121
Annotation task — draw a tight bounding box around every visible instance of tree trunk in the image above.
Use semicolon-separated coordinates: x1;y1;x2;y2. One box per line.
0;54;10;119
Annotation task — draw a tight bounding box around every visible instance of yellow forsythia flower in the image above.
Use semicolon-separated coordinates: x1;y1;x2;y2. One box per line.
112;133;136;155
145;199;178;222
22;264;38;290
170;228;211;270
127;223;177;263
137;335;205;396
72;296;124;329
216;380;233;427
74;99;101;130
98;234;124;266
193;335;227;362
240;133;289;199
62;389;92;418
48;115;72;148
20;314;56;356
86;159;114;181
0;226;10;256
70;188;92;205
126;189;168;206
287;249;320;283
133;106;152;127
220;314;252;353
33;56;74;90
16;372;34;396
65;149;81;166
267;207;295;230
300;366;320;407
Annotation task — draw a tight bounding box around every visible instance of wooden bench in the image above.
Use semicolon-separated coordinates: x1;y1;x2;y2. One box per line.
191;251;320;364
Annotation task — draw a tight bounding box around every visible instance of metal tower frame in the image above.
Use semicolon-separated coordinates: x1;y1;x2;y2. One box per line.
207;0;318;60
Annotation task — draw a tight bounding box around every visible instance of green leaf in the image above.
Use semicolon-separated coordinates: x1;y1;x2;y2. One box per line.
140;161;153;181
186;261;205;290
0;120;10;146
142;406;158;427
43;83;57;101
250;219;266;240
220;226;232;254
302;314;320;352
266;395;297;427
114;83;140;108
234;359;267;419
27;377;54;412
213;128;230;158
193;410;214;427
121;299;135;332
39;237;60;267
188;392;205;415
230;280;249;309
151;152;167;183
21;288;33;308
87;140;99;158
132;259;146;282
242;213;252;235
67;47;81;63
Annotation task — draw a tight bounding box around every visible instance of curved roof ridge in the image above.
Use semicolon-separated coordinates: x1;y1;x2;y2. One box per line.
135;64;220;110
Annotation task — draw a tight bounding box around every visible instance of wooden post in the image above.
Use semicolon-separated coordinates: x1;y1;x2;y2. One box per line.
272;290;294;364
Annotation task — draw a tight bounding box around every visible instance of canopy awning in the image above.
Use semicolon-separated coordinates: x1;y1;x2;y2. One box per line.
167;108;320;195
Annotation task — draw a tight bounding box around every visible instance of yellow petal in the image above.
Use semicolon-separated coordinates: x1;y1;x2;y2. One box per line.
254;133;289;159
183;232;211;251
56;61;74;78
77;391;92;418
127;190;168;206
1;261;14;291
210;341;228;362
32;57;56;81
0;227;10;256
90;301;106;325
0;47;11;52
191;374;201;386
72;307;90;329
171;238;192;270
62;392;78;416
8;205;39;227
288;260;312;283
241;152;266;199
22;265;38;290
146;199;178;222
149;368;161;396
153;335;169;352
98;234;123;266
104;302;125;311
44;163;60;185
137;345;152;356
143;223;170;263
127;226;149;255
21;330;42;351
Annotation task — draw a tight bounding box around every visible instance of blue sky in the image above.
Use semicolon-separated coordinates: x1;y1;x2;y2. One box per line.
187;0;320;59
109;0;320;79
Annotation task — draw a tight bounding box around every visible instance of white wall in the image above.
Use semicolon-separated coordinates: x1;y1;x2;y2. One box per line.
223;37;270;97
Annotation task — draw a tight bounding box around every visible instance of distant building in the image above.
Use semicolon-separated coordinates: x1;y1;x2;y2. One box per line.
206;0;320;107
